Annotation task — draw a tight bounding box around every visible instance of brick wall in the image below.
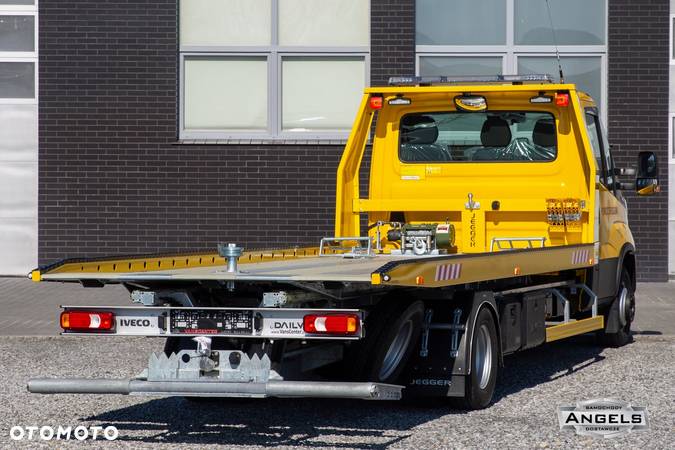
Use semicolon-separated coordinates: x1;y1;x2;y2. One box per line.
370;0;416;85
40;0;667;282
608;0;670;281
38;0;416;263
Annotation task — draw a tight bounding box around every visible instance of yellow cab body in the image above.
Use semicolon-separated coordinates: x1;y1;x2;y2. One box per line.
335;78;635;296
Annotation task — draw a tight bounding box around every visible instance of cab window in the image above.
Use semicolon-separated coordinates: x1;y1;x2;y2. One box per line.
585;110;615;189
399;111;557;163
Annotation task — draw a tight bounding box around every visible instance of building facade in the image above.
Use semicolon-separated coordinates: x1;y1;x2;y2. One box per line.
0;0;669;281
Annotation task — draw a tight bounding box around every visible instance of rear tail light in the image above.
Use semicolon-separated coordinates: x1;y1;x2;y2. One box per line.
61;311;114;331
303;314;360;335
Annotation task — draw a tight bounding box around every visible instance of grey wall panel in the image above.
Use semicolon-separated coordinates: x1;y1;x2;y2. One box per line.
0;218;37;275
0;161;37;218
0;104;38;162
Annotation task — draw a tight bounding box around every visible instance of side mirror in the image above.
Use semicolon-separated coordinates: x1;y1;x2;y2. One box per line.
613;167;636;177
635;151;660;196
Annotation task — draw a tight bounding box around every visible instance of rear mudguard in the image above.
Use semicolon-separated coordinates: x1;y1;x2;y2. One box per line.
403;291;502;398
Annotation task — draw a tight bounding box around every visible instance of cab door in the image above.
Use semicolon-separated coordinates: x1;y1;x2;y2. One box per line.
583;107;633;299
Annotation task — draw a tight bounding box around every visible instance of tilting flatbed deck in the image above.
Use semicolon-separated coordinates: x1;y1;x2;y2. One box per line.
33;244;594;287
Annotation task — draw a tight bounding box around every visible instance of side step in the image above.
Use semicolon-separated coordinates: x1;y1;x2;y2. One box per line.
544;285;604;342
545;316;604;342
27;378;402;400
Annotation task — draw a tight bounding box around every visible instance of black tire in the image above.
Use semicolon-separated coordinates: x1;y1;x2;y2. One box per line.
598;268;635;347
347;300;425;384
461;307;499;410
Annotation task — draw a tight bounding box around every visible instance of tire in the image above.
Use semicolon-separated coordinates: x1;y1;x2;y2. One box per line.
598;268;635;347
347;300;425;384
461;307;499;410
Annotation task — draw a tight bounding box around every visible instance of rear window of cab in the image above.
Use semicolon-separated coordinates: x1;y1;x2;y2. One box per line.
399;111;557;163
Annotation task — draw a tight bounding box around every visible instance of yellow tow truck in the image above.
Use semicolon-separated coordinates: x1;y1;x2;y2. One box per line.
28;75;659;409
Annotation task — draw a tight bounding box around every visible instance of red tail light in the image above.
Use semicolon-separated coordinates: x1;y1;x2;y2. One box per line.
303;314;360;335
555;92;570;107
61;311;114;331
369;95;383;110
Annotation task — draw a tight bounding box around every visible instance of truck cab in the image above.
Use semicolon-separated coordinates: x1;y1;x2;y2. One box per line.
337;74;656;304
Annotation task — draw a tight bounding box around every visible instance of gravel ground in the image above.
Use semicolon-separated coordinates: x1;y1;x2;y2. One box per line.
0;334;672;449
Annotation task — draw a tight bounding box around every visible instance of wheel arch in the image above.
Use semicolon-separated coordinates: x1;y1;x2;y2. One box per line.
453;291;503;377
603;244;636;334
618;244;636;293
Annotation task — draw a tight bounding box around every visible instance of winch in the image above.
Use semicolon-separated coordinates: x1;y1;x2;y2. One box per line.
387;223;455;255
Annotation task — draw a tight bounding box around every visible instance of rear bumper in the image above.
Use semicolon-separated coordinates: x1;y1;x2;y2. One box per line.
27;378;402;400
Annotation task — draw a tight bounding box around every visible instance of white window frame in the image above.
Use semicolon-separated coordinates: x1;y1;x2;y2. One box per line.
415;0;608;123
669;113;675;163
0;0;37;105
179;0;370;141
670;14;675;64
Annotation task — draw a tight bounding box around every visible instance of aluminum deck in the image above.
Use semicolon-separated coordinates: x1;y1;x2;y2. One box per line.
40;255;398;283
34;243;596;288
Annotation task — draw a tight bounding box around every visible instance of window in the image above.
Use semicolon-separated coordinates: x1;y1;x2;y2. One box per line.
515;0;605;45
0;61;34;97
416;0;506;45
0;0;38;275
585;110;614;189
419;56;503;77
399;111;557;163
0;15;34;51
518;56;602;106
416;0;607;120
0;2;37;104
179;0;369;140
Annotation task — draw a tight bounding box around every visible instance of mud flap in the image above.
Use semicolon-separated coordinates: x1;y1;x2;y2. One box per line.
402;291;500;399
604;296;622;334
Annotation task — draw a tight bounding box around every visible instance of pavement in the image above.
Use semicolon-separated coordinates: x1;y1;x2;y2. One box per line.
0;277;673;449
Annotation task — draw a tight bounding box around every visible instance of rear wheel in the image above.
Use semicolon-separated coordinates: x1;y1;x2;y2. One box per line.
460;307;498;410
598;268;634;347
347;300;425;384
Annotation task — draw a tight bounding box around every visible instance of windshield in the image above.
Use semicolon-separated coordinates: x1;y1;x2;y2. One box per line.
399;111;557;163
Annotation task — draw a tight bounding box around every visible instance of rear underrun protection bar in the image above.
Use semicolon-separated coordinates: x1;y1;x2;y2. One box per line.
27;379;403;400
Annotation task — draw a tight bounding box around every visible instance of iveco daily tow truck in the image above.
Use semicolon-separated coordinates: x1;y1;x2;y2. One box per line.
28;75;660;409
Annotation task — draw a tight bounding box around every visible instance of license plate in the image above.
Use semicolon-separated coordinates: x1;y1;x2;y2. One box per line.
170;310;254;335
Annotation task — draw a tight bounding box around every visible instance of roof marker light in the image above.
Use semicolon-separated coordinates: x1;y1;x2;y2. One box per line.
555;93;570;107
369;95;383;110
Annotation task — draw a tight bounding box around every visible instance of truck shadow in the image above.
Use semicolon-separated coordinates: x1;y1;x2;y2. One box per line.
84;335;611;448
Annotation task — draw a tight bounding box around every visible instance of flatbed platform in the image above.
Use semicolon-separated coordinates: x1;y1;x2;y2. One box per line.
33;243;595;288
